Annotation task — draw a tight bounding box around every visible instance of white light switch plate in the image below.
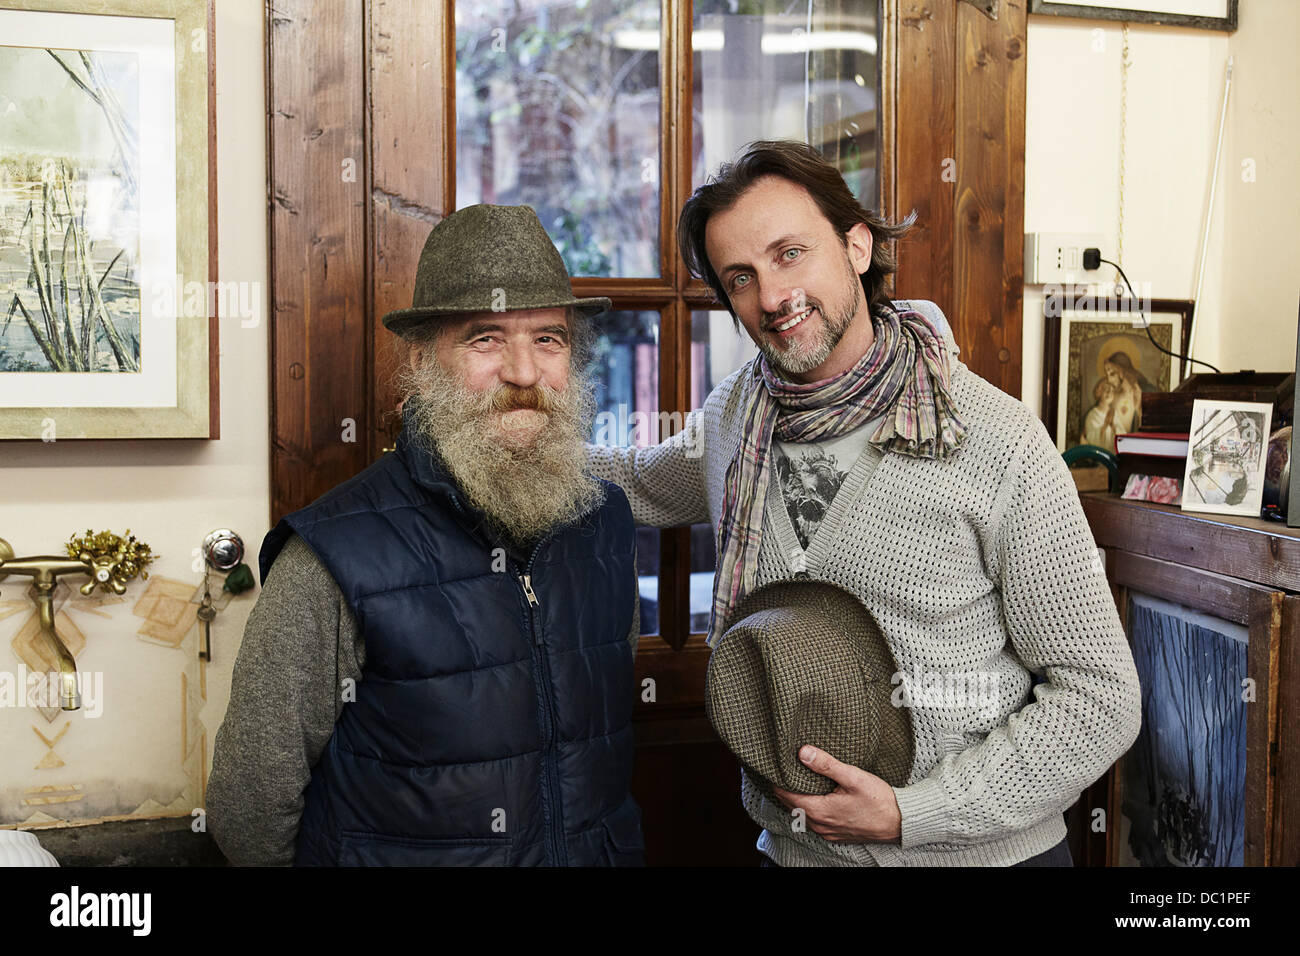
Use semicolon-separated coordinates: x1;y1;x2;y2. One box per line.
1024;232;1107;285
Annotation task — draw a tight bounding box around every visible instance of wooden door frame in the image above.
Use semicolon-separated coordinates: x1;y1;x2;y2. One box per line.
883;0;1027;399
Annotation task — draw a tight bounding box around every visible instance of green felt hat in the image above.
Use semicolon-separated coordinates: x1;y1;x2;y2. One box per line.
382;204;611;338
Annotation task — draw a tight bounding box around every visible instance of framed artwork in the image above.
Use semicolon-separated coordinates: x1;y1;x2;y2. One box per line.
1028;0;1238;32
1041;296;1192;454
0;0;216;439
1181;399;1273;517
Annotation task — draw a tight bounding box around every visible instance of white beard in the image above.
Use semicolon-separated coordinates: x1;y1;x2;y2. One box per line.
403;358;603;548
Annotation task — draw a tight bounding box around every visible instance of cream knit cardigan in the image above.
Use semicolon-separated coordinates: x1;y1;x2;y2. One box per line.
586;300;1142;866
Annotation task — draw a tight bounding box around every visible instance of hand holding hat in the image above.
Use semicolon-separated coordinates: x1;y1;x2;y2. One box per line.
771;745;904;844
705;580;913;845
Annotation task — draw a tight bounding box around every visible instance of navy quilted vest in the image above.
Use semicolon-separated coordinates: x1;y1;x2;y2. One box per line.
258;427;642;866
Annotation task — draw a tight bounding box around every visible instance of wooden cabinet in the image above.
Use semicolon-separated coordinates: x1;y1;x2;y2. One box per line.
1079;494;1299;866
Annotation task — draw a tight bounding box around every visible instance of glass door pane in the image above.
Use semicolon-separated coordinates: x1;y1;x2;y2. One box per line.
455;0;662;277
692;0;879;205
688;309;759;633
588;308;662;634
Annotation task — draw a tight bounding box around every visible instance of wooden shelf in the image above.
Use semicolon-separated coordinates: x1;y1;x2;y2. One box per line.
1080;493;1300;594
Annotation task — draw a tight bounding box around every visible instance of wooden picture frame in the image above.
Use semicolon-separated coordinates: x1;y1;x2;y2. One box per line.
0;0;217;439
1041;296;1193;452
1028;0;1238;32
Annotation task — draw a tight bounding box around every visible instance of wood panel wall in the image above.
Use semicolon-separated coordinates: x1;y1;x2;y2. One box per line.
887;0;1027;398
267;0;370;521
368;0;454;459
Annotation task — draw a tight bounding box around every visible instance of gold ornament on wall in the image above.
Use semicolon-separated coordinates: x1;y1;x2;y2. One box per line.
64;530;157;596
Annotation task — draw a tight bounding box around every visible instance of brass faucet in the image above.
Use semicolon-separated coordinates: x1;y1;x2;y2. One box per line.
0;533;151;712
0;537;116;711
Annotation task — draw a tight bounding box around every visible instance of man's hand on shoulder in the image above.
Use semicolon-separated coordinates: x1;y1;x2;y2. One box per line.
771;745;902;844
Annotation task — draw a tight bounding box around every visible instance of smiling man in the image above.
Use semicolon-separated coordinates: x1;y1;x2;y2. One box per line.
208;204;644;866
586;141;1141;867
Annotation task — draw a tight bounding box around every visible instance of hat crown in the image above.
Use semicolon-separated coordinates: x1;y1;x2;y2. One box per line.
410;204;573;314
706;581;915;796
380;204;611;337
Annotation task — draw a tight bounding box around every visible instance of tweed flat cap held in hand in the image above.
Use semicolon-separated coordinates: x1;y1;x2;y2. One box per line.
706;580;914;796
381;204;612;337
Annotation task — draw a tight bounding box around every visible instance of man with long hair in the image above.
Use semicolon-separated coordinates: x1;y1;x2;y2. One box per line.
589;141;1141;867
209;205;643;866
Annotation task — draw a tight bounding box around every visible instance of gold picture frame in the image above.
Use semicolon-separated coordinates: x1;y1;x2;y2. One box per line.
1041;296;1192;454
0;0;216;439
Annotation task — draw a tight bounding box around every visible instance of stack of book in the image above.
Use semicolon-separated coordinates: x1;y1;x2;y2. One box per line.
1116;431;1189;487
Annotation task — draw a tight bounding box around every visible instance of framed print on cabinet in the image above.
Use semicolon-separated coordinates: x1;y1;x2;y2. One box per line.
1180;399;1273;518
1041;297;1192;454
0;0;216;439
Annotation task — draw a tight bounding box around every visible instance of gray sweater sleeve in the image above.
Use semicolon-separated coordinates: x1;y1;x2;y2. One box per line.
206;533;364;866
585;408;712;529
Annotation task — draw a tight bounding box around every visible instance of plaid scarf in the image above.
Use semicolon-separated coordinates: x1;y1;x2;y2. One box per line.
707;305;967;647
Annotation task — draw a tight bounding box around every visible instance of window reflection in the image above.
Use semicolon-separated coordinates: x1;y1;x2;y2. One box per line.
587;309;661;634
693;0;878;205
688;310;759;633
455;0;662;277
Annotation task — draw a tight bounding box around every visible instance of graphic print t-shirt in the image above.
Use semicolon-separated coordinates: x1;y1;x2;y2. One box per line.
774;421;876;550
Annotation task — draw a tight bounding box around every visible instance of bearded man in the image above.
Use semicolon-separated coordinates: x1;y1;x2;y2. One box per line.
208;205;644;867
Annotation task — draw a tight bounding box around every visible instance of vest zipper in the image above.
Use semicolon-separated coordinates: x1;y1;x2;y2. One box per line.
520;574;539;614
445;487;568;865
517;556;567;867
428;473;588;865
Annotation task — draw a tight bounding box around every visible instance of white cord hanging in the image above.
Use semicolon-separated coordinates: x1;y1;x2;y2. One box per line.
1189;56;1233;361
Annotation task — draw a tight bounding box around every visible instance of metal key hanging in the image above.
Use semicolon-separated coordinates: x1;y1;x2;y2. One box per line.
198;529;247;663
197;561;217;662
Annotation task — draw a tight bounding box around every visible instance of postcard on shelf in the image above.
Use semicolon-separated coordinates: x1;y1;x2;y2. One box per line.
1180;400;1273;517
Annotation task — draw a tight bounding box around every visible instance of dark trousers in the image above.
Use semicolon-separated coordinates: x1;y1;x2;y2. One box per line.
1013;837;1074;867
759;836;1074;867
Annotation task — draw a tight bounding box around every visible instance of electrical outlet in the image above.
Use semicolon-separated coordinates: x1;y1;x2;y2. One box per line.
1024;232;1107;285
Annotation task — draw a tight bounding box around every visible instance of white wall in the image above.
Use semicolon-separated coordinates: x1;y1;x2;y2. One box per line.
1021;0;1298;417
0;0;268;825
1217;0;1300;374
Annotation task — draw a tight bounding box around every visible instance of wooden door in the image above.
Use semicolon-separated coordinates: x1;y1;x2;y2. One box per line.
885;0;1027;397
266;0;1028;865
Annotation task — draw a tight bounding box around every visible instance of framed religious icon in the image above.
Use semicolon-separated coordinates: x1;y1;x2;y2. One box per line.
0;0;217;439
1041;296;1192;454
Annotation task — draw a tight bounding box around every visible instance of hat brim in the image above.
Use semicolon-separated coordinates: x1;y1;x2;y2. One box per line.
382;296;612;338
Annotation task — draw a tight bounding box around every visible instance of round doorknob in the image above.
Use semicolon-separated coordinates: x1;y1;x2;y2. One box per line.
202;529;245;571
